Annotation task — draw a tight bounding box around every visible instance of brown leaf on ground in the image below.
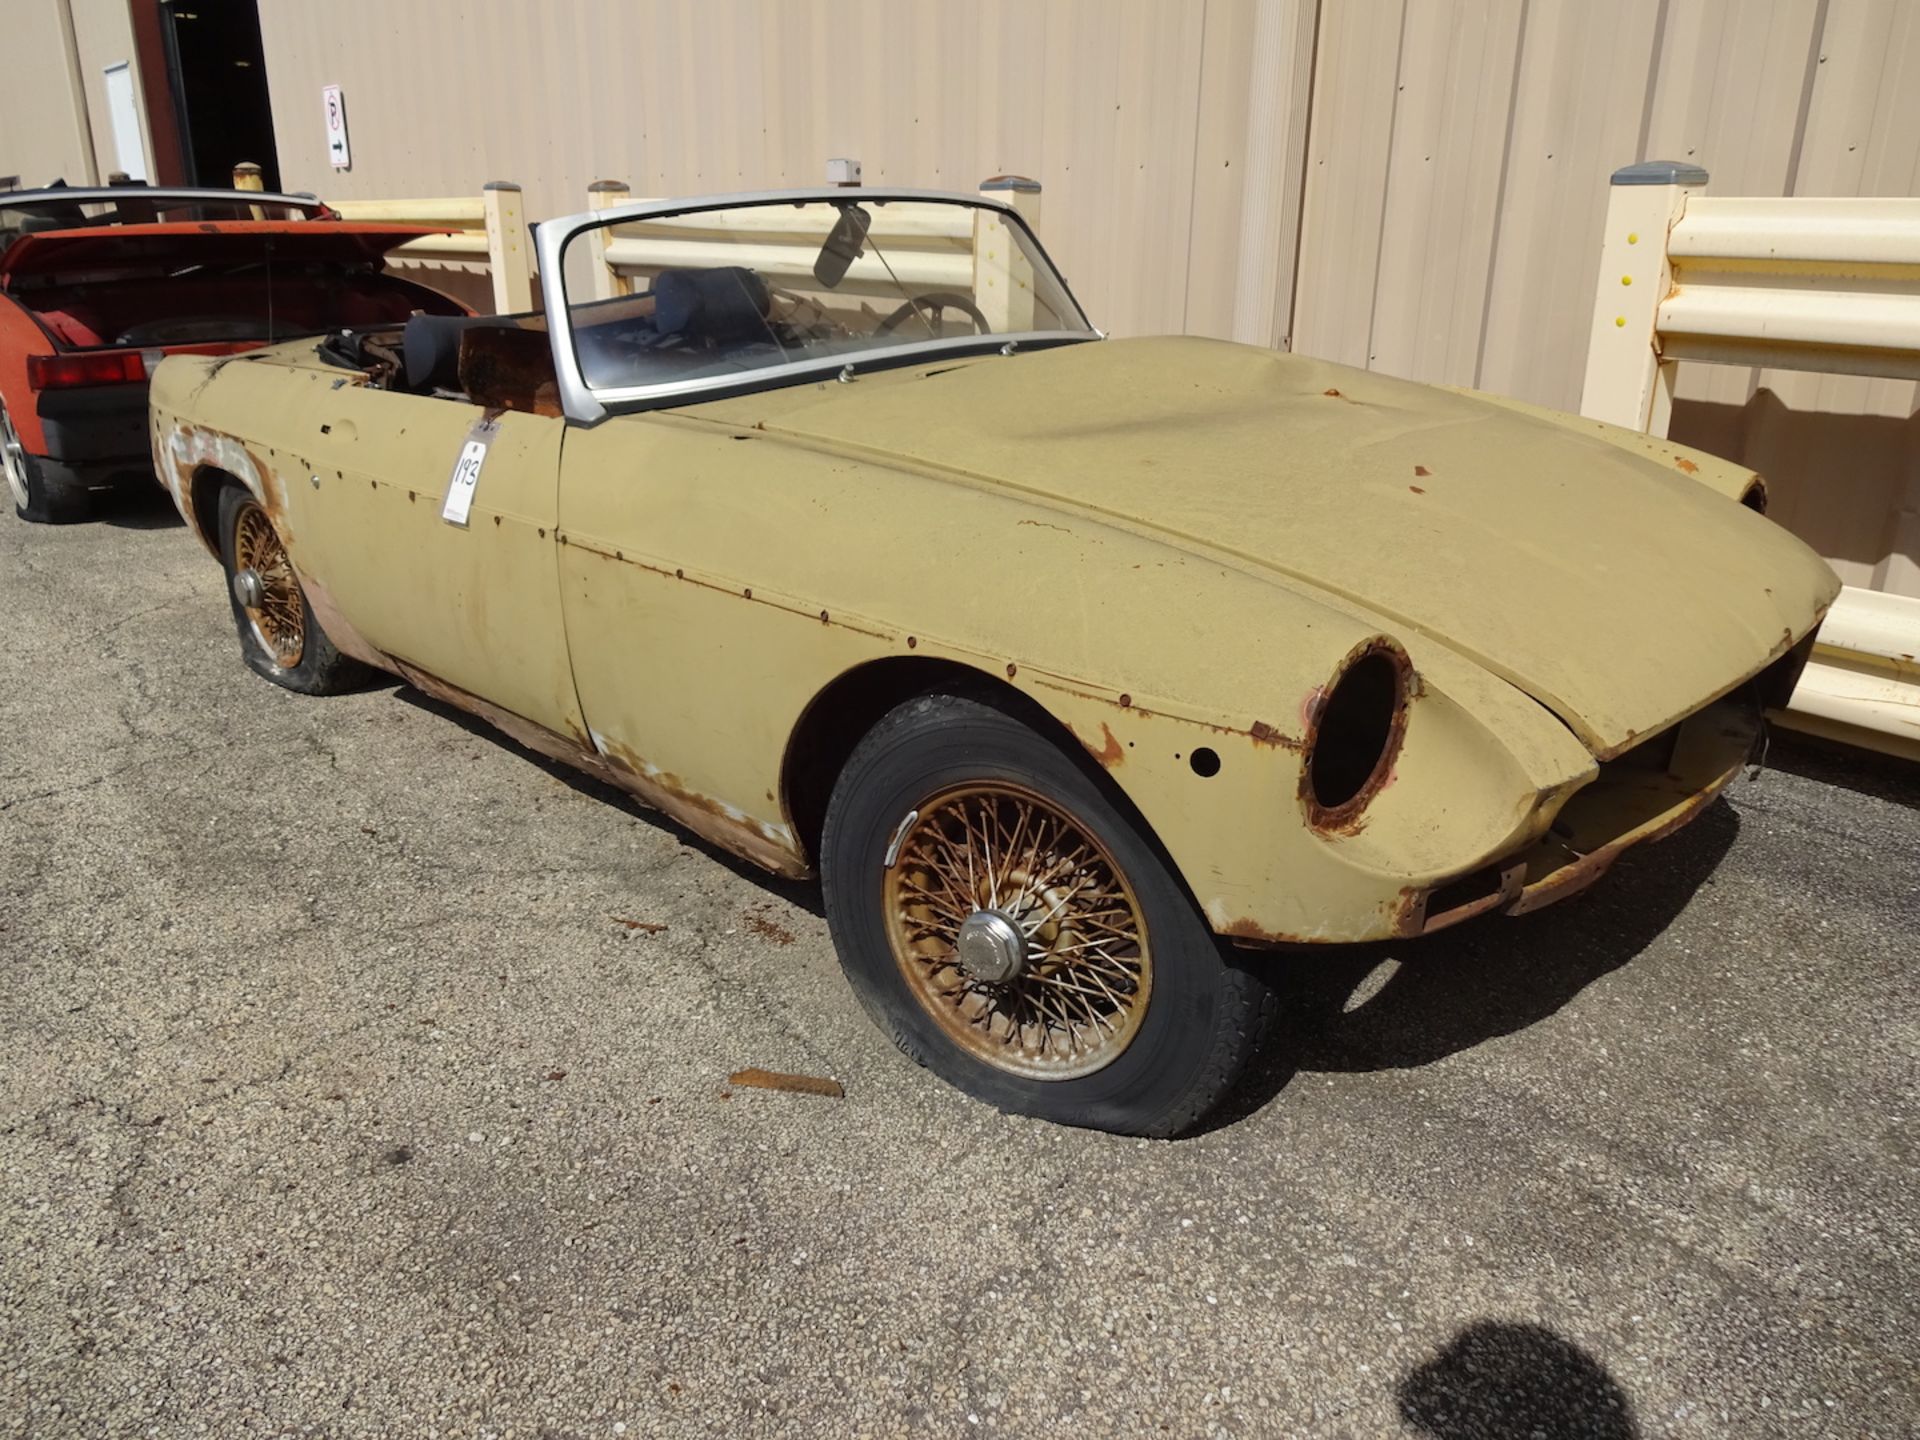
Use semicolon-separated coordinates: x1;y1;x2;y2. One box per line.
610;915;668;934
727;1067;845;1099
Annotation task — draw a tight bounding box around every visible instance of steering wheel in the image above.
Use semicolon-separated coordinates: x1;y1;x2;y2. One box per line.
876;292;993;338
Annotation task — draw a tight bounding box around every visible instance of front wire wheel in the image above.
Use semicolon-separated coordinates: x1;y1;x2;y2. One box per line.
822;692;1278;1137
884;783;1151;1080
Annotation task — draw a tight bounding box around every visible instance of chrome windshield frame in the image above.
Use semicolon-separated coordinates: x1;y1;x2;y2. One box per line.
533;187;1096;423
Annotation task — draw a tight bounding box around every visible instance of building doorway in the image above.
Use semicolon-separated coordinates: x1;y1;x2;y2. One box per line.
137;0;280;190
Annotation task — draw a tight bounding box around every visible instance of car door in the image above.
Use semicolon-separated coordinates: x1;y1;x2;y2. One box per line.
552;411;889;873
294;385;586;741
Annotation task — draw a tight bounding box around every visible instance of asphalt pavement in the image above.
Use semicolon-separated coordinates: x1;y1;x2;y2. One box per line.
2;488;1915;1438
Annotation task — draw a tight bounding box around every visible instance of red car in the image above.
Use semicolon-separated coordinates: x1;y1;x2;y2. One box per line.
1;186;467;523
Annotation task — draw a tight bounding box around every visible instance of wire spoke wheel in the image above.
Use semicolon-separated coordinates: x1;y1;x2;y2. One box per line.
882;782;1152;1080
231;499;305;668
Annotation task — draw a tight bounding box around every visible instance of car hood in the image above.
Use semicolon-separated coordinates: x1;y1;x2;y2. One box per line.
694;336;1839;754
0;221;448;284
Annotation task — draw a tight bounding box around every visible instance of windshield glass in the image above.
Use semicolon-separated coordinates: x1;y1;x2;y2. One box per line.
559;197;1090;396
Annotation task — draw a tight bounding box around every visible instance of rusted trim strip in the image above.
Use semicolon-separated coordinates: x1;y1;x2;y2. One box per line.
562;535;893;641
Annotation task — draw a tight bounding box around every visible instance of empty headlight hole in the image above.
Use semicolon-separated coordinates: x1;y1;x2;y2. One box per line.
1308;649;1403;810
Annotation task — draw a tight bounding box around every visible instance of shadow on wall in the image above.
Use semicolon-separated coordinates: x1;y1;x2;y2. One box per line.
1399;1321;1639;1439
1670;390;1920;592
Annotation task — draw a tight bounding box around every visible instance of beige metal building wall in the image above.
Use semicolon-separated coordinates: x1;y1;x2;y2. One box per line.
0;0;128;188
1294;0;1920;596
255;0;1316;343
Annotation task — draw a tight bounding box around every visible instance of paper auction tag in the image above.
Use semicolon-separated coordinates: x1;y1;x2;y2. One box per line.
441;417;499;527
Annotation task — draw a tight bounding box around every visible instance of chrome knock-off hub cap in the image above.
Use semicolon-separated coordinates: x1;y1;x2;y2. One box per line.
955;910;1029;984
231;567;266;609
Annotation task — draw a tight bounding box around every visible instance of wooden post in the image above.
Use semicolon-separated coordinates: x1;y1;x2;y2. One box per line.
482;180;533;315
1577;161;1708;437
587;179;633;301
232;160;266;220
975;175;1043;335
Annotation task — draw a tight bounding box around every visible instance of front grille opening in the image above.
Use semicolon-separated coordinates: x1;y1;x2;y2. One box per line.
1310;649;1401;809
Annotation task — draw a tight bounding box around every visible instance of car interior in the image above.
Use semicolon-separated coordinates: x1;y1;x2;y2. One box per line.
321;261;994;418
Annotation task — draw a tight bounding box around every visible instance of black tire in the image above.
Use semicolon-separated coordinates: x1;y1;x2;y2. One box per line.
3;403;89;524
216;483;367;695
820;691;1277;1137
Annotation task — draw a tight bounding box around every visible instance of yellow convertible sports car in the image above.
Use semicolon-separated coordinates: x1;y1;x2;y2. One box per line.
149;188;1837;1135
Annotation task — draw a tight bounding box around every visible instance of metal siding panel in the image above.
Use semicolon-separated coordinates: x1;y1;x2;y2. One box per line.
1367;0;1524;385
1291;0;1407;368
0;0;98;186
1476;0;1665;409
1183;0;1259;340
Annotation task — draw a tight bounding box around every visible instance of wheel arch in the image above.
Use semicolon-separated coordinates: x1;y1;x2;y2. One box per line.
779;656;1191;899
186;463;246;555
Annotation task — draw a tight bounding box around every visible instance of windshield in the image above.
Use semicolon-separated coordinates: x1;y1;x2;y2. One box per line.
559;197;1091;397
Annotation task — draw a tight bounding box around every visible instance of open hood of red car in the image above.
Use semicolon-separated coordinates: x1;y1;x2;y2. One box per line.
0;221;450;284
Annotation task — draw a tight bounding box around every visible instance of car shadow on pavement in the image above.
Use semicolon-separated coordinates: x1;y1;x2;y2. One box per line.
392;684;825;915
1397;1320;1640;1438
1202;799;1741;1131
92;485;185;530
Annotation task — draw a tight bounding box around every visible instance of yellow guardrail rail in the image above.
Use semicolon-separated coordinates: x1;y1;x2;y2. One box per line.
1581;161;1920;761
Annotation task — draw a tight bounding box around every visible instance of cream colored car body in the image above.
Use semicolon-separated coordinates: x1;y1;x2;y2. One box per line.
148;316;1837;946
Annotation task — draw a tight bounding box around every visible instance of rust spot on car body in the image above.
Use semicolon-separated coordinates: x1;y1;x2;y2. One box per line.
1032;674;1298;751
1673;457;1699;474
1413;465;1431;477
1248;719;1303;752
1220;916;1311;946
1092;723;1125;767
1409;484;1426;494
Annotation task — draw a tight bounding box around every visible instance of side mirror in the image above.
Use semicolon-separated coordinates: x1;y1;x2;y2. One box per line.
813;203;871;288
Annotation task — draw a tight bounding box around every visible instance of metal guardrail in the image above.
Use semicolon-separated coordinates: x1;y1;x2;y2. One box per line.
1580;160;1920;761
237;164;534;315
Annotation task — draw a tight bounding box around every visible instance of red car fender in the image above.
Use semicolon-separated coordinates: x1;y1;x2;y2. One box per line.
0;295;56;453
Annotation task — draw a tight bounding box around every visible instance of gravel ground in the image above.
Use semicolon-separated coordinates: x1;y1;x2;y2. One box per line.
2;489;1915;1439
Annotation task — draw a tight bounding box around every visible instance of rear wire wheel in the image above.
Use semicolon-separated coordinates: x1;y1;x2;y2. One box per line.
231;499;307;668
822;692;1277;1136
216;484;366;694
